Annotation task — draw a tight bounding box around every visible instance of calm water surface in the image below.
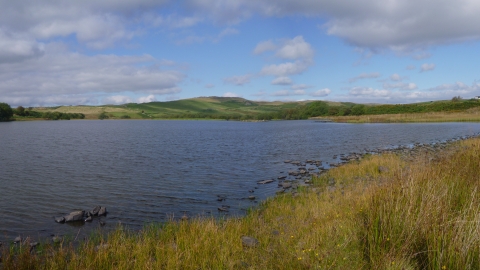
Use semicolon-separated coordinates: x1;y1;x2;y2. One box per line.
1;120;480;242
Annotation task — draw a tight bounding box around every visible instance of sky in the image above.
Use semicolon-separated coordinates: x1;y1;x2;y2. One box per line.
1;0;480;107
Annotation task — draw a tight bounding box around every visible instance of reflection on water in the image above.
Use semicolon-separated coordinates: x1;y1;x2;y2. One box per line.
1;120;479;241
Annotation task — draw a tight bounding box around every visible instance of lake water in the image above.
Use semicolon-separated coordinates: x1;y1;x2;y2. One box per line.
1;120;480;242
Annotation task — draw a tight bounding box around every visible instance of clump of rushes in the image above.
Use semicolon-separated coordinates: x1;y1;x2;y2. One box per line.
2;139;480;269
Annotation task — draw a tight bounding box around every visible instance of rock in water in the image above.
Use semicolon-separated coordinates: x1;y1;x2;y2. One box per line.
98;206;107;216
13;236;22;243
90;206;101;216
54;216;65;223
64;210;85;222
85;216;93;222
241;236;259;247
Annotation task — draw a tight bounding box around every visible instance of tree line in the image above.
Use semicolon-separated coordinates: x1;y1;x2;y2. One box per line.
0;103;85;121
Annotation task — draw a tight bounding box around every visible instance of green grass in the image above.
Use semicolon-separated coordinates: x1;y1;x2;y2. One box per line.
3;137;480;269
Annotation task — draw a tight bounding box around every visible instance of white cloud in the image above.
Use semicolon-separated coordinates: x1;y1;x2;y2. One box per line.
272;90;290;96
103;95;134;104
0;29;44;63
138;95;157;103
420;63;436;72
271;76;293;85
223;92;240;97
349;87;390;97
275;36;314;60
223;74;252;86
349;72;381;83
253;40;277;54
390;73;402;81
406;65;416;70
291;84;310;90
293;89;306;95
188;0;480;51
383;82;418;91
260;60;312;77
0;44;185;106
428;81;470;91
311;88;331;97
205;83;215;88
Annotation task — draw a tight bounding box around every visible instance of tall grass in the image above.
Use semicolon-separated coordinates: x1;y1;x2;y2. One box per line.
322;108;480;123
2;139;480;269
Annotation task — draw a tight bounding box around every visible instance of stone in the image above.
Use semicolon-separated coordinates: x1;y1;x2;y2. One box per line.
90;206;101;216
257;179;274;184
241;236;259;247
98;207;107;216
218;207;229;212
85;216;93;222
54;216;65;223
277;176;286;180
64;210;85;222
248;196;255;200
281;182;292;189
14;236;22;243
29;242;39;248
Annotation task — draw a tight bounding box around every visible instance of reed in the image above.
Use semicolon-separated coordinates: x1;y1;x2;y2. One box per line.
2;138;480;269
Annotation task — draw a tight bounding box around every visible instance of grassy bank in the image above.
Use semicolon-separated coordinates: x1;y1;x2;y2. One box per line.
314;108;480;123
3;138;480;269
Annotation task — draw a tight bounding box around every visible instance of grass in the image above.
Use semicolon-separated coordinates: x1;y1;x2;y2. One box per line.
315;108;480;123
3;138;480;269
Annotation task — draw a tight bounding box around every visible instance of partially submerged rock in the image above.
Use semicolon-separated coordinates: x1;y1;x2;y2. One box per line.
64;210;85;223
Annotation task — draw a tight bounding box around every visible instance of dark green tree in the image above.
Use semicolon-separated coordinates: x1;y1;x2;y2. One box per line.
0;102;14;121
98;112;109;120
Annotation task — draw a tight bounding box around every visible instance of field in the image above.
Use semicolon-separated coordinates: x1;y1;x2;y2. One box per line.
3;136;480;269
32;97;305;120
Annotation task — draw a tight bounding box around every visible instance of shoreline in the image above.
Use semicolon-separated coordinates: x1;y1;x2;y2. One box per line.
2;133;480;268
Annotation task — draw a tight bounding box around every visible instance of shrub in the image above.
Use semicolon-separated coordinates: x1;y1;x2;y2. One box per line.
0;102;14;121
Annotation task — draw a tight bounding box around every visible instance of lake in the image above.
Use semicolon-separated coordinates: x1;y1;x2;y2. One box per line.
1;120;480;242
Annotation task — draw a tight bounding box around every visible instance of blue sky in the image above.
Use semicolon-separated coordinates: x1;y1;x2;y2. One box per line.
1;0;480;107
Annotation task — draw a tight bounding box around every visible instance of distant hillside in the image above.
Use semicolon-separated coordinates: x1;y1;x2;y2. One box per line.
24;96;480;120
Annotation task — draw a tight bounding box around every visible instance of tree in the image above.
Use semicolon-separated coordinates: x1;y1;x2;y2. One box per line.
15;106;25;116
98;112;109;120
351;104;366;116
0;102;14;121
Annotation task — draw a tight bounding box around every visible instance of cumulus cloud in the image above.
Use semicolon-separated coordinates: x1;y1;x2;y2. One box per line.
271;90;305;96
390;73;402;81
138;95;157;103
349;72;381;83
383;82;418;91
260;60;312;77
103;95;134;105
275;36;314;60
0;30;45;63
253;40;276;54
187;0;480;51
223;92;240;97
311;88;332;97
336;81;480;104
223;74;252;86
271;76;293;85
420;63;436;72
291;84;310;90
0;44;185;106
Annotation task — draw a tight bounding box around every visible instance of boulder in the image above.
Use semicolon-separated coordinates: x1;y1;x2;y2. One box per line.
85;216;93;222
64;210;85;222
54;216;65;223
98;207;107;216
90;206;101;216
